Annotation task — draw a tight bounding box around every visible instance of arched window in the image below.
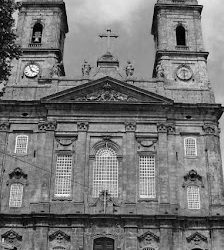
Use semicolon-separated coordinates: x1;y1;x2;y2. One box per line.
93;147;118;197
54;154;73;198
187;185;200;209
184;137;197;157
31;23;43;44
9;183;24;208
15;135;28;154
176;25;186;46
93;237;114;250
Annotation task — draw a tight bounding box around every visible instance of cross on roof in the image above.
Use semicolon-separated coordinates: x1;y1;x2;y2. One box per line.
99;29;119;52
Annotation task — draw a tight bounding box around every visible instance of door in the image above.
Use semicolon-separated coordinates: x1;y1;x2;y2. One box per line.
93;237;114;250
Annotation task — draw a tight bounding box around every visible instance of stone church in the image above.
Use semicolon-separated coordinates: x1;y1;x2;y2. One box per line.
0;0;224;249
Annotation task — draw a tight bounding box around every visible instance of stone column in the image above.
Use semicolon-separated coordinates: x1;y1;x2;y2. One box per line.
157;123;170;205
203;123;224;205
74;122;89;204
124;122;136;204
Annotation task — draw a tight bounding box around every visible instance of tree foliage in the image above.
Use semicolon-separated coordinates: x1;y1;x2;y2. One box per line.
0;0;21;81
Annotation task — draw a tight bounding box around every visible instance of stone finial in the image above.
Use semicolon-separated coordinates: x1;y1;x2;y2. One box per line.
82;60;92;77
125;61;134;77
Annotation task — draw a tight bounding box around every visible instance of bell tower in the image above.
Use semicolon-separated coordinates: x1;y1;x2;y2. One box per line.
9;0;68;84
152;0;209;88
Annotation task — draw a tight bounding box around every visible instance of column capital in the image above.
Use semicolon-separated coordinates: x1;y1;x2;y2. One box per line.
38;120;57;132
77;121;89;132
125;122;136;132
0;122;10;132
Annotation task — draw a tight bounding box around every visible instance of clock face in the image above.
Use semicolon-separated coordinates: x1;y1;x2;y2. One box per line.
176;65;193;81
24;64;40;78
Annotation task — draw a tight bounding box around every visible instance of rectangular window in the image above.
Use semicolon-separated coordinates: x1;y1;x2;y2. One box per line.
9;183;23;208
139;155;156;198
54;155;72;198
15;135;28;154
187;186;200;209
184;137;197;157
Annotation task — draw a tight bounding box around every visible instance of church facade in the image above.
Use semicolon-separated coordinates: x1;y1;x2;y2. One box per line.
0;0;224;249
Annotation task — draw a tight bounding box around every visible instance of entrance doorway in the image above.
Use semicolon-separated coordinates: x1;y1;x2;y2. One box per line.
93;237;114;250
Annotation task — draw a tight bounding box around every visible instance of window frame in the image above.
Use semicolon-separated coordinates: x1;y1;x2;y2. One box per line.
137;152;157;201
184;137;197;158
92;147;119;198
14;135;29;154
187;185;201;210
53;152;74;200
31;22;43;44
9;183;24;208
176;24;186;46
139;154;156;199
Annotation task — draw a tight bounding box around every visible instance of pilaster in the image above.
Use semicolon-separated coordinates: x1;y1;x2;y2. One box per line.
157;123;170;204
75;122;89;203
124;122;136;204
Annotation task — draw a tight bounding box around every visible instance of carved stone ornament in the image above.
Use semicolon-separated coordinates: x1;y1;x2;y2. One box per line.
49;230;71;243
0;81;6;97
157;123;167;133
75;83;138;102
51;61;64;77
56;137;77;146
82;60;92;77
9;168;27;180
0;122;10;131
90;190;120;214
182;170;204;188
125;61;135;77
156;62;165;78
38;121;57;131
2;230;22;245
139;140;156;148
77;122;89;132
125;122;136;132
138;231;160;249
186;232;208;245
203;123;218;135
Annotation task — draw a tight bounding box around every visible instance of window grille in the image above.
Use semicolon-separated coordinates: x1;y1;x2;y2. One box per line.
15;135;28;154
143;248;155;250
139;155;156;198
93;148;118;197
9;183;23;207
54;155;72;198
53;247;66;250
184;137;197;157
187;186;200;209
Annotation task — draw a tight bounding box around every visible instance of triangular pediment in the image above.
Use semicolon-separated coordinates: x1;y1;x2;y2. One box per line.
186;232;208;243
42;76;173;104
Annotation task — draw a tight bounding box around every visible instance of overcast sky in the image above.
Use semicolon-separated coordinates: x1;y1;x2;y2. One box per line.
63;0;224;159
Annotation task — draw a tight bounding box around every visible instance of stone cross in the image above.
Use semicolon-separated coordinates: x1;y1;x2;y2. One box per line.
99;29;118;52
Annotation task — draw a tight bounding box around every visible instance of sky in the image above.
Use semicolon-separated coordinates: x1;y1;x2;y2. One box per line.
63;0;224;159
